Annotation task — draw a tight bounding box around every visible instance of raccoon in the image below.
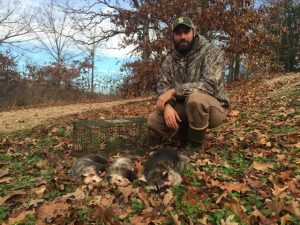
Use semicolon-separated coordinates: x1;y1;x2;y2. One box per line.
142;149;189;190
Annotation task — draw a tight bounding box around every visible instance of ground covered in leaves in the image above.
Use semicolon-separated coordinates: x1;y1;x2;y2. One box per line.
0;73;299;225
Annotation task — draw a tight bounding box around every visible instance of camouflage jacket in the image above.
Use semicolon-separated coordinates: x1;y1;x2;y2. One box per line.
157;34;230;107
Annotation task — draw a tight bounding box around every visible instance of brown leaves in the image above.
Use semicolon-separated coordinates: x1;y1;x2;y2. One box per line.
6;210;36;225
37;198;71;223
220;182;250;194
1;74;299;224
251;161;274;171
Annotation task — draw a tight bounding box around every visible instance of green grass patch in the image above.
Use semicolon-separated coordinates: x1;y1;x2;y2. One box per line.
183;203;201;220
43;190;62;200
0;204;9;221
11;214;37;225
207;207;242;225
34;137;59;150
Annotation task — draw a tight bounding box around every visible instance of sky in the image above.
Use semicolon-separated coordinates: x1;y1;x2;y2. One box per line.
1;0;134;80
3;0;266;80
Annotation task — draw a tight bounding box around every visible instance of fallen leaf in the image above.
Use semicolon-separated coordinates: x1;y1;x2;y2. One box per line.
230;110;240;117
137;189;150;207
89;194;114;207
148;195;162;208
169;212;181;225
0;190;26;205
32;185;46;197
266;198;284;217
7;210;35;225
220;182;250;193
271;184;288;197
129;214;151;225
62;188;86;200
224;195;249;224
216;191;227;204
134;160;144;177
280;214;292;225
26;198;44;208
0;176;12;184
284;200;300;217
276;154;286;161
199;215;208;225
0;169;9;178
37;199;71;222
118;185;136;203
246;178;266;189
288;177;300;194
221;215;239;225
163;188;174;206
251;161;274;171
278;171;294;180
250;206;273;225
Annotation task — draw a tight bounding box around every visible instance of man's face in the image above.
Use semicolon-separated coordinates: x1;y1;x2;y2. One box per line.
173;25;194;54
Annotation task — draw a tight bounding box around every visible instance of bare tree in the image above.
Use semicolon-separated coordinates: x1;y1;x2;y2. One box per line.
0;0;33;47
33;0;76;65
70;12;103;93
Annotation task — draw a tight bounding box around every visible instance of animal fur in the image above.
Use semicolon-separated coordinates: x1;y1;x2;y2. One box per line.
107;157;136;186
70;155;136;186
142;149;189;190
69;155;108;179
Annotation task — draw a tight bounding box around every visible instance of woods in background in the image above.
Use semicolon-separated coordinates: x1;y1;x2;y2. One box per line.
0;0;299;107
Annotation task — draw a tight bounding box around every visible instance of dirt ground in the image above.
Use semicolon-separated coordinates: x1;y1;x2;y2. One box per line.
0;97;152;133
1;73;298;134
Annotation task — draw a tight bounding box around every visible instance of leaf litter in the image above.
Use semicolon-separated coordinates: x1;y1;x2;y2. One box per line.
0;73;299;224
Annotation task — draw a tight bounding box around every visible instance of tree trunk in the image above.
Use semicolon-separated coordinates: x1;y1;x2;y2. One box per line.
228;55;234;82
91;49;95;93
234;54;241;81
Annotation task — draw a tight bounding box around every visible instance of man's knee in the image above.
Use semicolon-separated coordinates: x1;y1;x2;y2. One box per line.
186;92;215;108
186;92;226;129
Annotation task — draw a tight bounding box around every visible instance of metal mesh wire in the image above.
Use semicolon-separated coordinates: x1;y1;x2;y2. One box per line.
72;117;148;156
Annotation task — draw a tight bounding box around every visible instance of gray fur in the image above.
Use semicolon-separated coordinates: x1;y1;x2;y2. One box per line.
69;155;108;179
143;149;189;189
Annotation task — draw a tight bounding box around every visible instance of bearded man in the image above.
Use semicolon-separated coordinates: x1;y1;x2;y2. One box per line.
147;16;230;154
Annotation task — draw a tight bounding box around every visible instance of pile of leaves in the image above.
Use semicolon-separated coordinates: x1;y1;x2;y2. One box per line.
0;73;299;225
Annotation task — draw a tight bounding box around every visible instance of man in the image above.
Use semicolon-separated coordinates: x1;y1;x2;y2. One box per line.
147;16;230;154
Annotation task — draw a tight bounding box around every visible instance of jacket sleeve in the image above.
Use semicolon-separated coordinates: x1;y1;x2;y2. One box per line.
157;56;173;95
175;44;225;97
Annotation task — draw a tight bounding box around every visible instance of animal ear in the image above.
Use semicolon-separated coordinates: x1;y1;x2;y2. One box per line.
162;171;169;179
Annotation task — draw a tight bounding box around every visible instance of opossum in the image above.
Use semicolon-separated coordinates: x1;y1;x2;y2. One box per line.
142;149;189;190
69;155;108;179
69;155;136;186
107;157;136;186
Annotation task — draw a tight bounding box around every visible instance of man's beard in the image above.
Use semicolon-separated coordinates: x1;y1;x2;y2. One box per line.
174;38;194;55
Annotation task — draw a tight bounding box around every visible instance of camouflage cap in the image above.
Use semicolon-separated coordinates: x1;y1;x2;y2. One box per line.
172;16;195;31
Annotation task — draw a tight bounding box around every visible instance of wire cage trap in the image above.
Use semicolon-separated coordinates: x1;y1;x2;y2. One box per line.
72;117;149;156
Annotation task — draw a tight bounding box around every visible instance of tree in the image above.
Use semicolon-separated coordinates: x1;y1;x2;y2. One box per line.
0;0;33;47
68;9;103;93
68;0;278;94
265;0;300;71
32;0;77;86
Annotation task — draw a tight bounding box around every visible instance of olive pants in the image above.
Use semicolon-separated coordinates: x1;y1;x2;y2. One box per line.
147;92;226;143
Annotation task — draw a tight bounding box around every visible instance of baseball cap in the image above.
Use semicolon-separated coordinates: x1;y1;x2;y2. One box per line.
172;16;195;31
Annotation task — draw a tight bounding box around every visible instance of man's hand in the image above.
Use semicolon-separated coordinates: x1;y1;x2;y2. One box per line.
156;88;176;111
164;104;181;130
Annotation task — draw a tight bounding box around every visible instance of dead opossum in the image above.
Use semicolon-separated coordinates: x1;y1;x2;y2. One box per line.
70;155;136;186
107;157;136;186
69;155;108;179
142;149;189;190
